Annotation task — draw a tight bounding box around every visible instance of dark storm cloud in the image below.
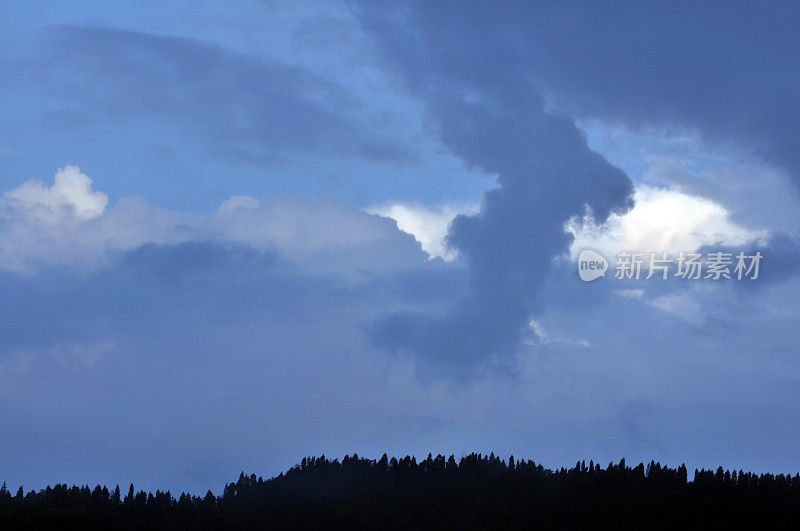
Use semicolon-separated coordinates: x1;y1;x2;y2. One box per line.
521;2;800;183
362;3;633;376
360;1;800;183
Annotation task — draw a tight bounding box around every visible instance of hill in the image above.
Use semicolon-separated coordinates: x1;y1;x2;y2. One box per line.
2;453;799;529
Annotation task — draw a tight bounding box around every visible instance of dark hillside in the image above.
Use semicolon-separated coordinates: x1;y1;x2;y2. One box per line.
2;453;799;529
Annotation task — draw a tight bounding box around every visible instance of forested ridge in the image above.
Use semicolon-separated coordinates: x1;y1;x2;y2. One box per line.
3;453;800;529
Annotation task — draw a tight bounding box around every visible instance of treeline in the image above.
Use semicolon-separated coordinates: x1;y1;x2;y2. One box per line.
2;453;800;529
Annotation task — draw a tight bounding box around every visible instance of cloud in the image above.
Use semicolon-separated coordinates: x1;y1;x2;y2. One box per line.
394;2;800;187
0;168;429;276
0;165;468;491
218;195;260;215
0;193;191;273
367;202;479;261
362;4;633;376
358;1;798;379
28;25;416;167
525;319;590;348
0;218;468;493
649;293;704;325
0;14;494;211
567;184;765;260
1;165;107;222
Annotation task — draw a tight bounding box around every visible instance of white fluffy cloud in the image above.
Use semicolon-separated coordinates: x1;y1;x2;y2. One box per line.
566;184;765;260
367;203;479;261
0;168;427;275
2;166;107;222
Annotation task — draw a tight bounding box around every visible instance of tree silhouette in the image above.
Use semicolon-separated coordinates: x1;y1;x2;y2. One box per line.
2;453;800;529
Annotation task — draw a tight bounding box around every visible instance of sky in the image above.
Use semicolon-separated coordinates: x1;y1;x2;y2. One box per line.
2;0;800;494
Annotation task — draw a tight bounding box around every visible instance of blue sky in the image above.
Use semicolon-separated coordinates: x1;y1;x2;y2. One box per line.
2;0;800;494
